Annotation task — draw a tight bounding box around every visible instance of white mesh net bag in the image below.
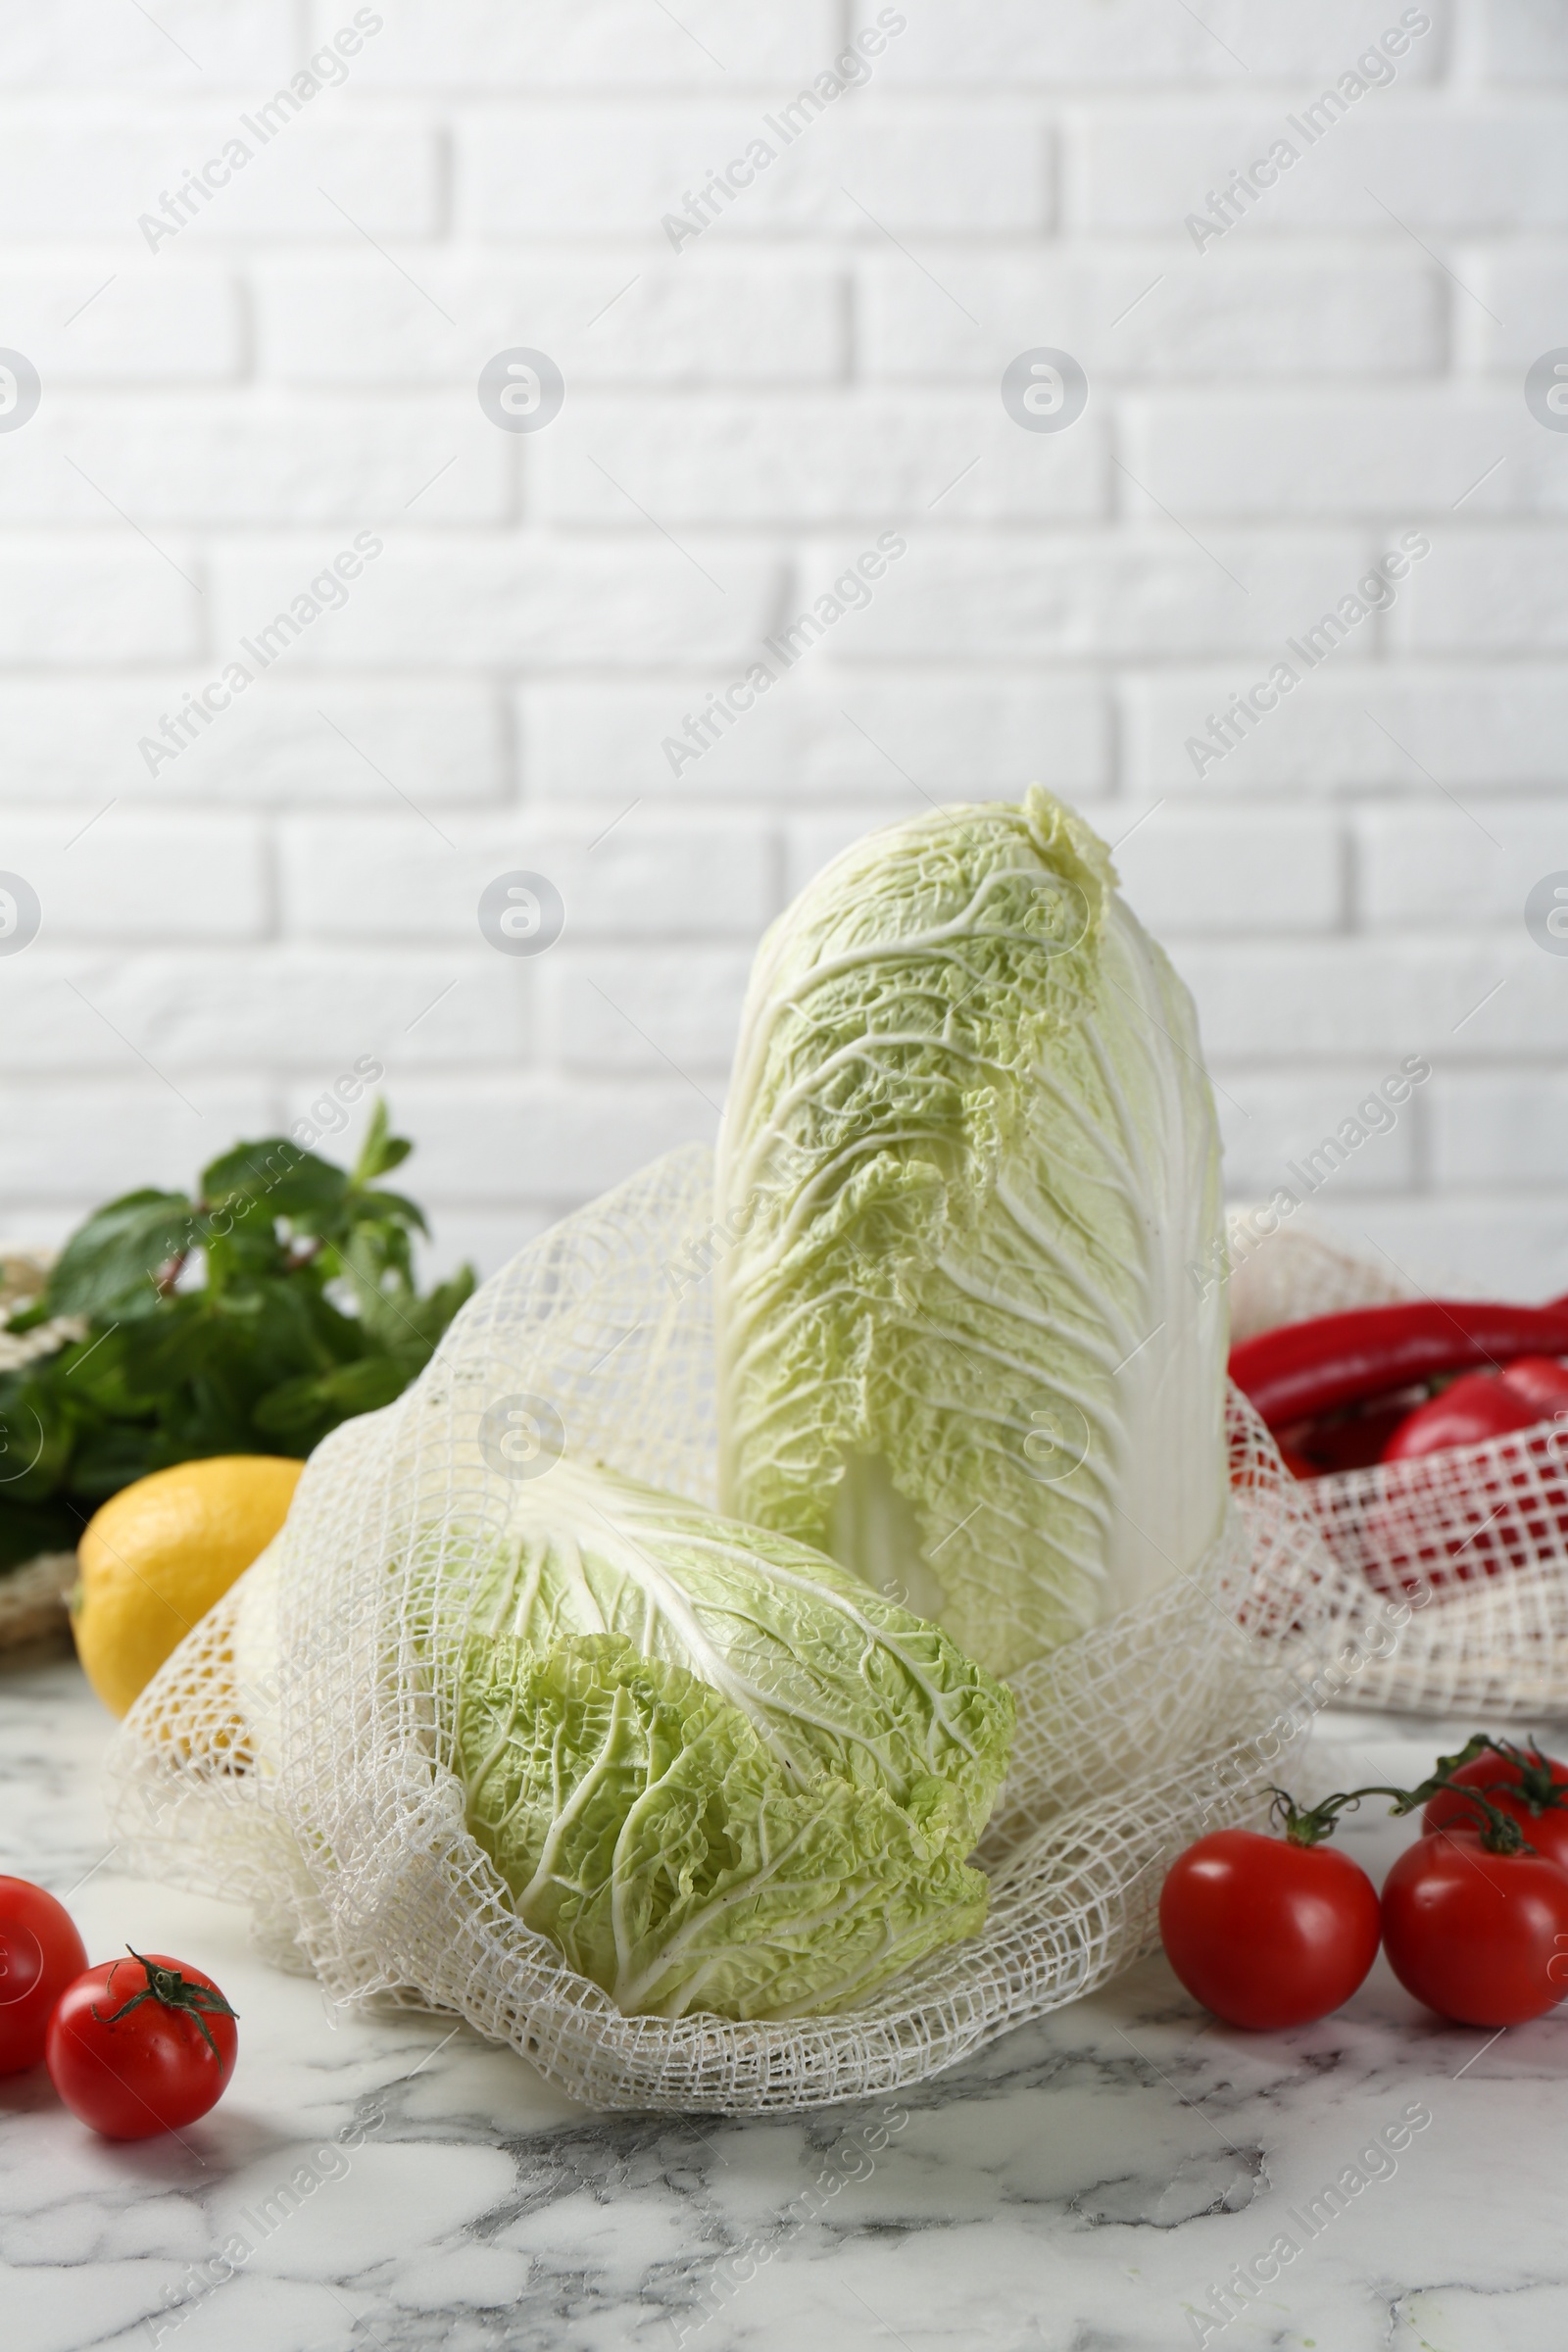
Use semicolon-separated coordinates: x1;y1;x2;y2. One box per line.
106;1151;1367;2115
1227;1207;1568;1719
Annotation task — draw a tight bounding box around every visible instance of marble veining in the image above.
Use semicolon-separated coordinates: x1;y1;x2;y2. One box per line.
4;1649;1567;2352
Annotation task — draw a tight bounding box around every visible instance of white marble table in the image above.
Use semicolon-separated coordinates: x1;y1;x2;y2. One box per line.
4;1642;1567;2352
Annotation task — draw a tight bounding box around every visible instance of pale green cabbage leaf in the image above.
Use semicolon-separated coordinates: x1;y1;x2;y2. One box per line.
450;1458;1014;2020
713;787;1228;1677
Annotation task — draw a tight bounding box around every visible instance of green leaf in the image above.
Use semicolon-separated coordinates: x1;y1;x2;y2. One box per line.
0;1497;82;1573
10;1100;460;1539
347;1186;428;1236
47;1190;194;1321
201;1138;348;1222
252;1354;411;1439
350;1096;410;1185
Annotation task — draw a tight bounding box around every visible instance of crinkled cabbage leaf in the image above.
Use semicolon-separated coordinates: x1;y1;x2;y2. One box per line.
450;1459;1013;2021
713;787;1228;1677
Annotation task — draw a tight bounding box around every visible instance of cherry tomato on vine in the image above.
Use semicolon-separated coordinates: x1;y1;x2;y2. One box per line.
1159;1829;1382;2030
46;1950;238;2139
1381;1829;1568;2028
0;1876;88;2075
1422;1741;1568;1874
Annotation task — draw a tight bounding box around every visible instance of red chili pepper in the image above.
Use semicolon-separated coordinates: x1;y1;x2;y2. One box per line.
1380;1370;1542;1463
1230;1301;1568;1431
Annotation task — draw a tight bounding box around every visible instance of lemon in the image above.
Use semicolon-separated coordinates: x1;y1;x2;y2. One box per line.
73;1455;304;1717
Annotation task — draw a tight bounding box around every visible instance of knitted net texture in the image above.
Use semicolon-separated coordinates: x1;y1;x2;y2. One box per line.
107;1150;1365;2115
1227;1208;1568;1719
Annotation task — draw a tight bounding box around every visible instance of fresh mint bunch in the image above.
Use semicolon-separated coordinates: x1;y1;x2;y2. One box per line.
0;1102;473;1571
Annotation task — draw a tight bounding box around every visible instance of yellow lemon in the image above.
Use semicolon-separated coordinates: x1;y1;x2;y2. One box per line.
74;1455;304;1718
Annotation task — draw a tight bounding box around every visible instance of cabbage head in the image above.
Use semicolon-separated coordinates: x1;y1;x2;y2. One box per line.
450;1459;1013;2021
713;787;1228;1677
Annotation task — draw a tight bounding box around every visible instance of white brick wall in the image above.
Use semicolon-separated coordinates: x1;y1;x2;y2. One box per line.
0;0;1565;1298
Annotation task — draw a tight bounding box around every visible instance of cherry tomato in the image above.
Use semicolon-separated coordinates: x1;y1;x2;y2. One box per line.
0;1876;88;2075
1159;1830;1381;2029
1422;1745;1568;1874
1381;1829;1568;2027
46;1951;238;2139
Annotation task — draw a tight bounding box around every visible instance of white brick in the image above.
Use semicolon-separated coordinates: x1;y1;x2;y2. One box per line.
1348;1198;1568;1298
461;109;1048;238
315;0;840;86
209;540;782;670
0;400;509;526
1218;1070;1420;1199
841;532;1371;662
858;1;1450;85
255;257;847;386
0;813;267;943
522;679;1111;805
1125;396;1555;517
0;682;508;805
1396;529;1568;650
0;2;293;86
0;0;1559;1288
0;953;528;1072
0;265;240;383
1477;251;1568;374
0;1080;273;1200
1355;804;1567;926
544;950;752;1075
1124;666;1568;791
1480;0;1568;80
1430;1073;1568;1186
385;1079;715;1202
1079;111;1568;235
1111;808;1344;934
0;541;199;664
0;116;440;240
861;254;1446;382
1177;941;1559;1058
277;817;775;942
535;395;1104;525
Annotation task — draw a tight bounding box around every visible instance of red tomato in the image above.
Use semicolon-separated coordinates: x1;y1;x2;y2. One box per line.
1381;1370;1539;1462
0;1876;88;2075
1381;1829;1568;2027
46;1951;238;2139
1159;1830;1381;2029
1498;1355;1568;1418
1422;1746;1568;1873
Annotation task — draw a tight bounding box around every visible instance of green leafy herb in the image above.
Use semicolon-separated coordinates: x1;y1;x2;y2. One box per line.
0;1102;473;1571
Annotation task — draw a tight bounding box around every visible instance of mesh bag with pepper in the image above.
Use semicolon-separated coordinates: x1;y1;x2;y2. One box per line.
1228;1210;1568;1717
